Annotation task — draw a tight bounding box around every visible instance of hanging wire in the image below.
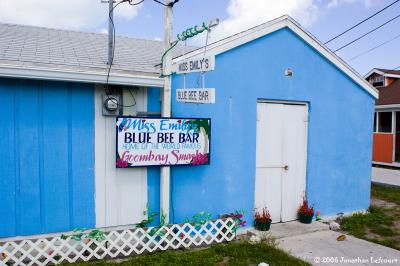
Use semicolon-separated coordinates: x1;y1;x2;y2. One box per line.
202;28;210;89
105;0;141;108
348;32;400;61
182;40;187;89
197;25;211;88
160;40;179;77
324;0;400;44
333;13;400;52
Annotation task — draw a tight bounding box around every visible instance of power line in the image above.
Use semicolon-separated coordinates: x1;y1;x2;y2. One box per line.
324;0;400;44
105;0;143;108
127;0;145;5
105;0;179;106
334;13;400;52
348;32;400;61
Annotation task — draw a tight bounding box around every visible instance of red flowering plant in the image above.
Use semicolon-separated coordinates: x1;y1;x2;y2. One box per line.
298;196;315;224
254;207;272;231
254;208;271;223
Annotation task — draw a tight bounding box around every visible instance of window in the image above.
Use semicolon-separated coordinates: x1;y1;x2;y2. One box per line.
372;76;384;87
378;112;392;133
374;112;377;132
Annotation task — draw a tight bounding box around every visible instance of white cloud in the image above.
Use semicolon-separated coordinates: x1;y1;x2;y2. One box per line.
209;0;320;42
99;28;108;34
0;0;142;30
327;0;376;8
154;37;162;41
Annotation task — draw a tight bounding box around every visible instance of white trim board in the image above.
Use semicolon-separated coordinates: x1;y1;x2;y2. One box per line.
173;15;378;99
365;68;400;79
376;104;400;110
0;64;164;87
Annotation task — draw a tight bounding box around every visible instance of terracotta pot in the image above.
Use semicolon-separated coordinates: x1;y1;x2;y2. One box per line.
254;220;272;231
298;213;314;224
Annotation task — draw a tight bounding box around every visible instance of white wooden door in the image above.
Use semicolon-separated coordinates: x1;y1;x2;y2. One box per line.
94;86;147;228
255;102;308;223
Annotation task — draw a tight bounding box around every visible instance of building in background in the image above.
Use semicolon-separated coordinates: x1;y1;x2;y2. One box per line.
366;68;400;165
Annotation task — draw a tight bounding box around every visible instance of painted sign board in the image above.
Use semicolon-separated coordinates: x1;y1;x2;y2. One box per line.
176;88;215;104
116;117;211;167
173;56;215;74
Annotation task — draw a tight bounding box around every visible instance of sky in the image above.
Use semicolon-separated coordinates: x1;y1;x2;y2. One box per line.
0;0;399;75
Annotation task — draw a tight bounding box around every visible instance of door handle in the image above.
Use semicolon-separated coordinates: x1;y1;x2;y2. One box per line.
257;165;289;170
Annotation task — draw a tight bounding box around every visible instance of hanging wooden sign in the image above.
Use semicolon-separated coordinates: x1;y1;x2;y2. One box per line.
176;88;215;104
173;56;215;74
116;117;211;167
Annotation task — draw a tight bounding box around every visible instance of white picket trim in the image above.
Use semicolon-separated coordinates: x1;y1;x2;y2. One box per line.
0;218;236;266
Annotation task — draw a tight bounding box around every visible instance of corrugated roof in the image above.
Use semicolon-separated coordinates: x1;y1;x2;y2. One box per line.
0;22;195;77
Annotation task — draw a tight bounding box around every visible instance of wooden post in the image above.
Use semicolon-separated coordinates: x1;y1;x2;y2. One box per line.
160;0;173;224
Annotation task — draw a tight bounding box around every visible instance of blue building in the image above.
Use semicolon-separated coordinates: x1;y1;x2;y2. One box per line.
0;16;377;239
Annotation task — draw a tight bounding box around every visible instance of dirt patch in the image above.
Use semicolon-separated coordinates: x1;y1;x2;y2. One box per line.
371;198;397;209
394;220;400;227
364;228;382;239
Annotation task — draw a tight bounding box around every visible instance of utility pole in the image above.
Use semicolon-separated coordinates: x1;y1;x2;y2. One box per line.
160;0;173;224
101;0;114;65
108;0;114;65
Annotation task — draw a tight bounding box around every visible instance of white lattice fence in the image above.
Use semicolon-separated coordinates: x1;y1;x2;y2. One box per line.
0;218;236;266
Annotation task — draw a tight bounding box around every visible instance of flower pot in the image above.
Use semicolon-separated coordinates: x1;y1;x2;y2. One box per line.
298;214;314;224
254;220;272;231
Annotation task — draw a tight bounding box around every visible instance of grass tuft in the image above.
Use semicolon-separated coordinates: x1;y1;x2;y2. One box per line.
371;185;400;205
340;184;400;250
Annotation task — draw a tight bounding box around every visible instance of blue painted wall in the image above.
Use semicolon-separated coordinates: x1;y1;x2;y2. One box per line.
0;77;95;237
169;28;375;226
146;87;161;226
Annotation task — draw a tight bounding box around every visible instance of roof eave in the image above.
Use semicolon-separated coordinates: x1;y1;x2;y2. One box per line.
364;69;400;79
385;74;400;78
0;64;164;87
365;68;385;79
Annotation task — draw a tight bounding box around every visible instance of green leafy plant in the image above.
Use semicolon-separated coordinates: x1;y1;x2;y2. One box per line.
87;229;107;241
60;228;106;242
136;204;158;228
149;211;168;237
184;211;212;226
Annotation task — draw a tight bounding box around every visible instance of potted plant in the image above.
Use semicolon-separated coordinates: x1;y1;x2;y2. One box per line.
254;207;272;231
298;197;314;224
